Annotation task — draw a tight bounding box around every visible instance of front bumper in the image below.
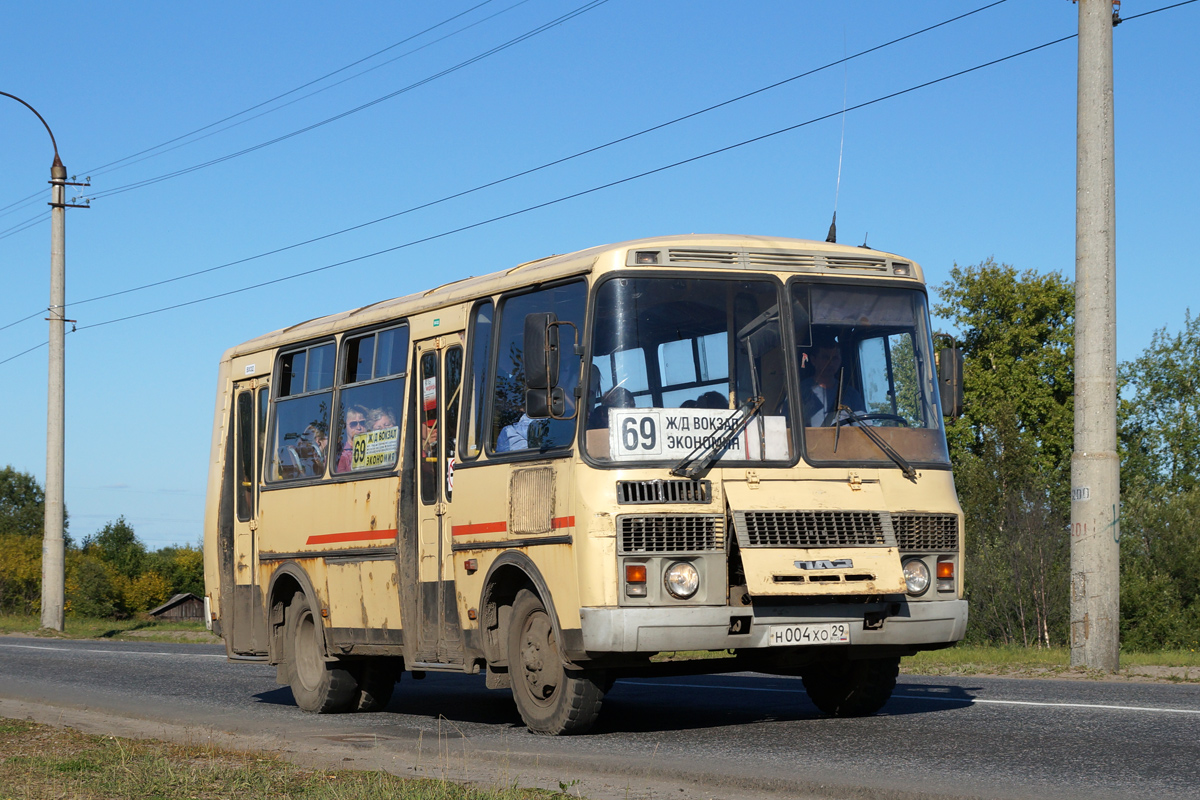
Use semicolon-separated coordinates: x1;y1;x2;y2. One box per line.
579;599;968;653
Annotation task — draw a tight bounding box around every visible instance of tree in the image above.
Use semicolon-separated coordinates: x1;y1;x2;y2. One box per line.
935;259;1075;493
82;517;145;580
0;533;43;614
934;260;1075;646
1119;310;1200;497
0;466;70;544
1117;311;1200;650
144;545;204;598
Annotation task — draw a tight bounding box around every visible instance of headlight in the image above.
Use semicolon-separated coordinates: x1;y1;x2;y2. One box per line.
664;561;700;599
903;558;930;596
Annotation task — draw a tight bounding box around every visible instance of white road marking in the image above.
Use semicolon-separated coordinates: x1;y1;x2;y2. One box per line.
619;680;1200;715
0;643;227;658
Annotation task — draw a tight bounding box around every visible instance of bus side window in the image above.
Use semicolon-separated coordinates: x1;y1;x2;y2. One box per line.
489;281;586;453
332;324;408;475
460;301;493;460
268;343;334;482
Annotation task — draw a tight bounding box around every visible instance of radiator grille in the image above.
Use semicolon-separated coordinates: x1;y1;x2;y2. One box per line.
732;510;895;548
619;515;724;554
617;479;711;505
893;513;959;552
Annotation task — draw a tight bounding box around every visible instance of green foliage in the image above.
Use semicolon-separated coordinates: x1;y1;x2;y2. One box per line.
0;465;70;544
66;553;122;618
82;516;145;580
935;259;1075;494
1114;310;1200;651
936;260;1074;647
1119;310;1200;496
0;532;43;614
143;545;204;598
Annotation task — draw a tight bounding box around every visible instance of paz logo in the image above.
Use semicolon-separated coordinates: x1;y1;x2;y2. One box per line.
795;558;853;570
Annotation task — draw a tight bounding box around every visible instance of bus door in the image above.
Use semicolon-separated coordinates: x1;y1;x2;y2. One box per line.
412;338;466;665
230;378;269;655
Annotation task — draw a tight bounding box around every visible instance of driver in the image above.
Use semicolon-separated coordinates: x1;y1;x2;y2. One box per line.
800;330;865;427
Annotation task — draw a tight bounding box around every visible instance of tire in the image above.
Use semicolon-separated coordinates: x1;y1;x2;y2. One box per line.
507;588;606;735
285;591;358;713
353;659;397;713
801;656;899;717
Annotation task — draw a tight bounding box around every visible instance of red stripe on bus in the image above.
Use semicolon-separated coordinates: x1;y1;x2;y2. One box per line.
452;521;508;536
451;516;575;537
305;529;397;545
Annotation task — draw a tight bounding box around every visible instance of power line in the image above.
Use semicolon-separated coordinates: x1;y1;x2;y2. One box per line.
3;0;1192;366
86;0;612;201
4;19;1112;364
0;1;505;219
85;0;537;181
0;0;1011;316
85;0;504;177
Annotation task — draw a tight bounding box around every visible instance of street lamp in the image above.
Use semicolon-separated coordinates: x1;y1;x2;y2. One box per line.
1;91;87;631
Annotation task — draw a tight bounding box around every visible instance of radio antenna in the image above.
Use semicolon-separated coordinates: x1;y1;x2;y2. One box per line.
826;32;849;244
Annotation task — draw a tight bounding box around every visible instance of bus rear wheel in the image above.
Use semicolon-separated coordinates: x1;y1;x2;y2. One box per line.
801;656;900;717
507;588;605;735
353;659;397;712
286;591;358;713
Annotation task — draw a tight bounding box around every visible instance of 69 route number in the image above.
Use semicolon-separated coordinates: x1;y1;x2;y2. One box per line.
619;416;660;454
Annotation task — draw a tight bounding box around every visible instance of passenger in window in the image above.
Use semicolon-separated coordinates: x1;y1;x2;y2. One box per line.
336;404;370;472
496;413;534;452
801;331;865;426
695;390;729;410
588;386;635;430
296;422;328;476
368;407;397;431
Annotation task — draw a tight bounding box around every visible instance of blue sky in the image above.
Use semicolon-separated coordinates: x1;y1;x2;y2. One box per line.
1;0;1196;549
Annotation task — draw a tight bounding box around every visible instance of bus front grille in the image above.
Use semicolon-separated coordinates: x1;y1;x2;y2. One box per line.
732;510;896;548
618;514;724;554
617;479;711;504
893;513;959;552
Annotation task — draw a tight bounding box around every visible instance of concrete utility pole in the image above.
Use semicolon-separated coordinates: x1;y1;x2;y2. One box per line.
1071;0;1120;671
43;155;68;632
0;91;78;632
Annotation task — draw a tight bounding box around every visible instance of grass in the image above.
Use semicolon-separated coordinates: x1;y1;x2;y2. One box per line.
0;719;584;800
903;642;1200;681
0;614;220;643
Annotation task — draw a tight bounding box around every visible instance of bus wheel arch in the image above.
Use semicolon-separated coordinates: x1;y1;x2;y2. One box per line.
265;563;323;668
479;553;565;669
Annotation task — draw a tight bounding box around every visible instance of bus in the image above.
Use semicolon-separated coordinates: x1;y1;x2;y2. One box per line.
202;233;967;734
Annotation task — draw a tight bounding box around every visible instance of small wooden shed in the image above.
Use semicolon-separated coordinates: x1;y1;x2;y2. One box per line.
147;592;205;621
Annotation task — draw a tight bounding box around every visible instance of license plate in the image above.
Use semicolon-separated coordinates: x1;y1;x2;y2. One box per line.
768;622;851;646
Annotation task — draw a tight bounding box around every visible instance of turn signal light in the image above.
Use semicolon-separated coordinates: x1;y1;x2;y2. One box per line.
937;557;955;592
626;564;648;597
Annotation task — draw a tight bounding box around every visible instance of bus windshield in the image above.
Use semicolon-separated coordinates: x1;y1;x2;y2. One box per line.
585;275;793;464
792;281;949;467
583;275;950;470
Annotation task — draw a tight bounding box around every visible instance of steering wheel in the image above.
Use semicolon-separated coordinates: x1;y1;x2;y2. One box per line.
822;411;910;427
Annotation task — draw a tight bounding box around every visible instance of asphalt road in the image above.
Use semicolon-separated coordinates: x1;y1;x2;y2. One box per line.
1;636;1198;800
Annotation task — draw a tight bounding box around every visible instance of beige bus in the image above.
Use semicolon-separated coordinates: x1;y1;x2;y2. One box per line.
202;233;967;734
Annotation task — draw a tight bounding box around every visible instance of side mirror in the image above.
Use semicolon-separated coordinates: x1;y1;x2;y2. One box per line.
525;386;566;419
524;312;560;391
524;312;562;420
938;347;964;418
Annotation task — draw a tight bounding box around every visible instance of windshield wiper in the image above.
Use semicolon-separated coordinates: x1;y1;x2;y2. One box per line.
671;396;765;480
833;406;918;481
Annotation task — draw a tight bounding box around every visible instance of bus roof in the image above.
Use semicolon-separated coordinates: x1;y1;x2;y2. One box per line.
224;233;919;359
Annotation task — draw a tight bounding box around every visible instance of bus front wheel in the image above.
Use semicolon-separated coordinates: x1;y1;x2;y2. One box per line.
507;588;605;735
286;591;358;713
801;656;900;717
